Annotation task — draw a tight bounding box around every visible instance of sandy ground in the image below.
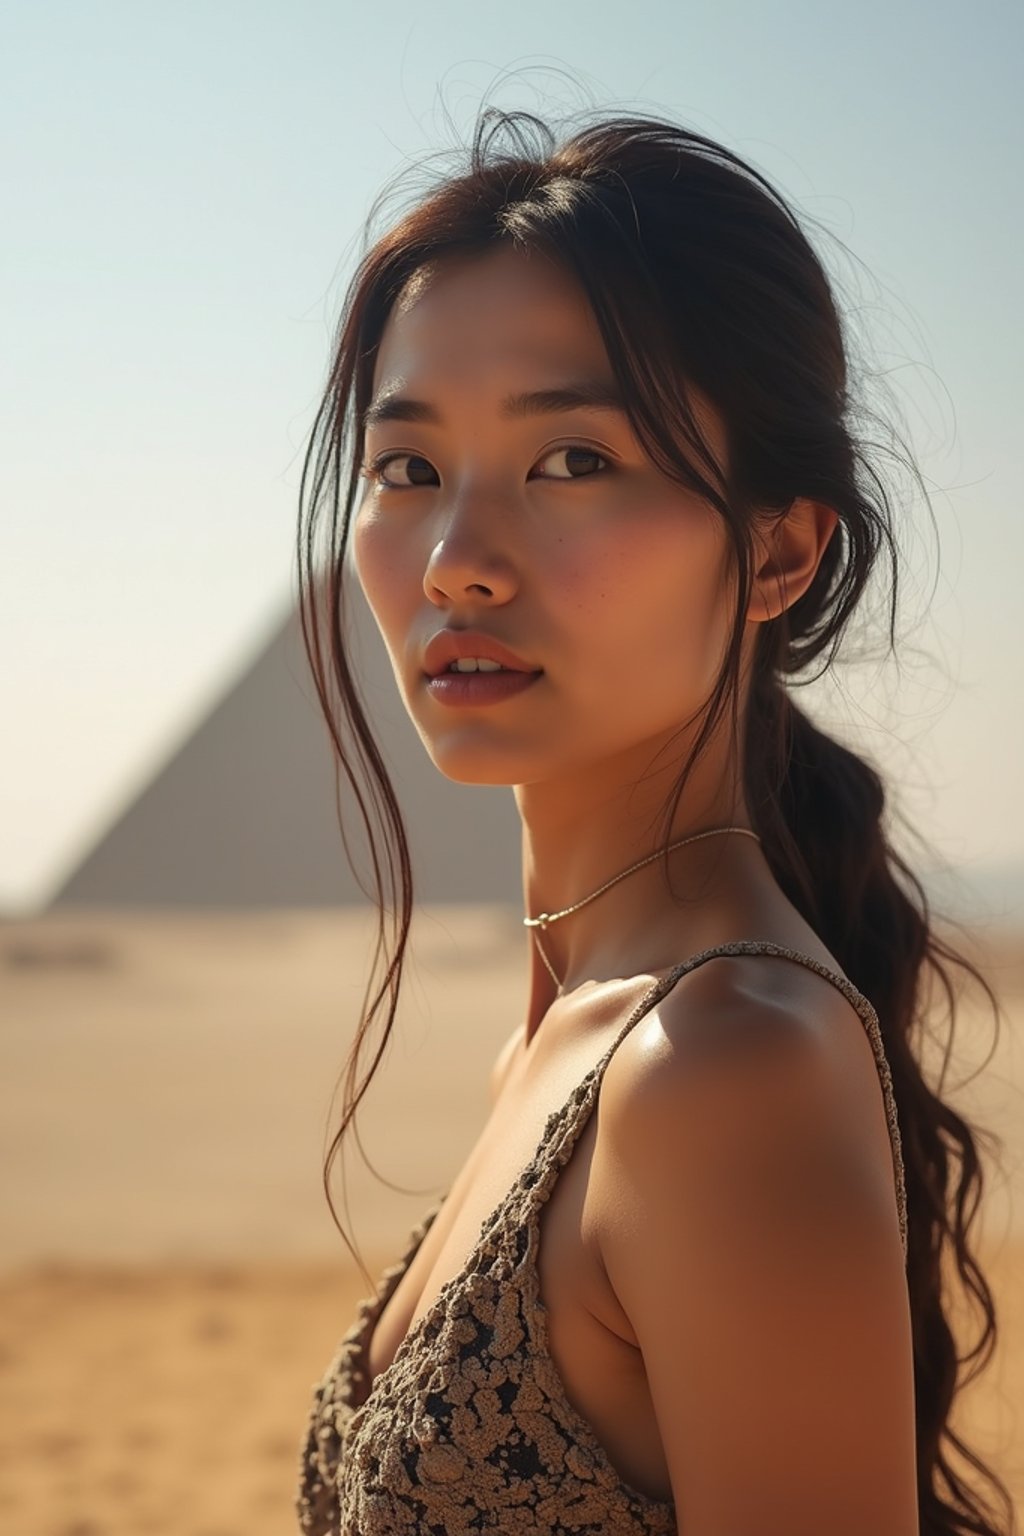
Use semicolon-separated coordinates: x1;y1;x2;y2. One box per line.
1;907;1022;1535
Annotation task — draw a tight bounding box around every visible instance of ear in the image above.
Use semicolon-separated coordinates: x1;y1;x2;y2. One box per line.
747;499;840;623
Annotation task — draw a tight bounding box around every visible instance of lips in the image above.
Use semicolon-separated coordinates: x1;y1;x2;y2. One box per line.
425;668;543;708
423;628;542;679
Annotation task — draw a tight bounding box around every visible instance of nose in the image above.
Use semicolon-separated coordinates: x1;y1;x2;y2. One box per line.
422;494;519;607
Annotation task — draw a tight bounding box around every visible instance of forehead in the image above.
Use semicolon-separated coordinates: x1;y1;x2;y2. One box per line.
371;245;609;393
367;243;729;471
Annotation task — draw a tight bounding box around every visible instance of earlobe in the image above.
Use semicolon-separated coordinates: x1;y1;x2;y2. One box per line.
747;499;839;624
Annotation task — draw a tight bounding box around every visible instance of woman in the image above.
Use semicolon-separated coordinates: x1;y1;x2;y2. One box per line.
295;105;1012;1536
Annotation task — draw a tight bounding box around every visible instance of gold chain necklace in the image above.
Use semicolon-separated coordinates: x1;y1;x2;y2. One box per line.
523;825;762;995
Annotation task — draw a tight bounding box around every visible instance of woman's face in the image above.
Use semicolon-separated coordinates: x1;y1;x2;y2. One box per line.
352;243;739;789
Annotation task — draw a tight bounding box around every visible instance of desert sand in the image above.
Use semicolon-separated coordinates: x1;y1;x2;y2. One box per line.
1;906;1022;1535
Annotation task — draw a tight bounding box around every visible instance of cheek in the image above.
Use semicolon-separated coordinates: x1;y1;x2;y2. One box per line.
571;518;723;644
351;507;412;629
563;522;731;710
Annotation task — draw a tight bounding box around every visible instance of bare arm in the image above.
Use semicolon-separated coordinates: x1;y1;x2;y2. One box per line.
596;990;917;1536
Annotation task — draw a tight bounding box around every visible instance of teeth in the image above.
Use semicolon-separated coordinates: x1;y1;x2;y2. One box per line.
449;657;506;672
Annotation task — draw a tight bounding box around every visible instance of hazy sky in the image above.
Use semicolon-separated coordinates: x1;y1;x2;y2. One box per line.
2;0;1021;915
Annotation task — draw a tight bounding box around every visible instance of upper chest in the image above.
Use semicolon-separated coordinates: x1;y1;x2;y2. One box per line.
365;975;648;1383
361;972;678;1501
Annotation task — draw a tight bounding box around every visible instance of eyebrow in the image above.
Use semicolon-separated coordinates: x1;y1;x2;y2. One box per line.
362;379;629;429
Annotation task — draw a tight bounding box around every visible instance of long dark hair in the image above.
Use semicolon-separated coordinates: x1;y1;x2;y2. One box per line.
296;103;1014;1536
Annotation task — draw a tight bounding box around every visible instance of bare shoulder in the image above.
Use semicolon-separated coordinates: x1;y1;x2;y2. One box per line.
590;953;917;1535
596;952;887;1239
488;1019;525;1105
596;948;906;1270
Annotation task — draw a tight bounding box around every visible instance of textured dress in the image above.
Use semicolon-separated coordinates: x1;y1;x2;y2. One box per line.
296;940;910;1536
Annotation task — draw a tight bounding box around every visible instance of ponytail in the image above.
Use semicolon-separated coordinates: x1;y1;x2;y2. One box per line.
749;673;1013;1536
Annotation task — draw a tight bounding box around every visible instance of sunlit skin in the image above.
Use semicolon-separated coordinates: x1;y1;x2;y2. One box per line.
353;243;839;1033
350;245;919;1531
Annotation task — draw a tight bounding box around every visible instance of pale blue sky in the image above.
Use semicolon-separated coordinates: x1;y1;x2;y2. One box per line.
2;0;1021;915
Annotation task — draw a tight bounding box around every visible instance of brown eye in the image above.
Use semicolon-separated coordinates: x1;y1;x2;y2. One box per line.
362;452;439;488
533;445;610;480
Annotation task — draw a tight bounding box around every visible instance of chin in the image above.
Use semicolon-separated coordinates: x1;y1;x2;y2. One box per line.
413;732;537;788
423;752;522;788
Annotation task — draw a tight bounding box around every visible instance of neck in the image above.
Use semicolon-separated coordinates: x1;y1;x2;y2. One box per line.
516;737;768;1036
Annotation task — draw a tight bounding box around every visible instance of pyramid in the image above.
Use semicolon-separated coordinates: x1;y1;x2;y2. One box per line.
48;580;523;908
